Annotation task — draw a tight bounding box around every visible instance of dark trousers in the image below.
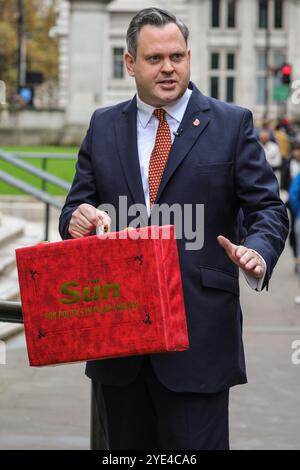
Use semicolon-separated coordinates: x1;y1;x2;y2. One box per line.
92;356;229;450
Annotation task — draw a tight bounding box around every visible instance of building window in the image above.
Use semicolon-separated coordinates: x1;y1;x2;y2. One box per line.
227;0;236;28
226;53;235;102
258;0;283;29
211;0;221;27
211;53;220;69
209;51;236;102
258;0;268;28
257;51;267;71
210;77;219;99
226;77;235;102
274;0;283;28
256;77;266;105
227;53;235;70
112;47;124;79
210;0;237;29
273;52;285;68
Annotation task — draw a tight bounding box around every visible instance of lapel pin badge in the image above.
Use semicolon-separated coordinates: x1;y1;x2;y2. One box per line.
193;118;200;127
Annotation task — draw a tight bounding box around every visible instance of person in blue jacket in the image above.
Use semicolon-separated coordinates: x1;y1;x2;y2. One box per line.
289;172;300;302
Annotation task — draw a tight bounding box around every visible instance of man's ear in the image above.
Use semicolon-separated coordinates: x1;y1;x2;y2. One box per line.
124;52;135;77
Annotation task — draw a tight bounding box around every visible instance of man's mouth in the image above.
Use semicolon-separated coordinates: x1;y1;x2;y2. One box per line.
158;79;176;84
157;80;177;89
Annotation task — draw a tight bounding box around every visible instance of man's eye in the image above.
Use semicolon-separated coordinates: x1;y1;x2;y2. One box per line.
149;56;160;62
172;54;184;61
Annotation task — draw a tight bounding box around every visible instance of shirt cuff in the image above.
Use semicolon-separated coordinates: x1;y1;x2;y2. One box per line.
242;249;267;292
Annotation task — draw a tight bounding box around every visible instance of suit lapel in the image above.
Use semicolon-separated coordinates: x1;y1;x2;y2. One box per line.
115;96;147;210
154;87;211;205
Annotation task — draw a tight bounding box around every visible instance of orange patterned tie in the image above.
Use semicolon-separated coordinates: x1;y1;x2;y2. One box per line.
148;108;172;208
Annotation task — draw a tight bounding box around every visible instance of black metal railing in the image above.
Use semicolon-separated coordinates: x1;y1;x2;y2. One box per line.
0;300;105;450
0;149;72;240
0;301;23;323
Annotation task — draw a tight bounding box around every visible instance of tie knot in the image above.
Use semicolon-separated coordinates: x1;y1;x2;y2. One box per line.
154;108;166;124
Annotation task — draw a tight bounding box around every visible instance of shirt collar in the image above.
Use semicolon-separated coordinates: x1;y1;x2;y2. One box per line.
136;87;192;128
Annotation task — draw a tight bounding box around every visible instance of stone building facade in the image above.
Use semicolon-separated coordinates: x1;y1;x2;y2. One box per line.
57;0;300;126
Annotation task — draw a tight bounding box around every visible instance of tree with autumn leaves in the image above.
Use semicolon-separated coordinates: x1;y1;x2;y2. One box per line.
0;0;58;103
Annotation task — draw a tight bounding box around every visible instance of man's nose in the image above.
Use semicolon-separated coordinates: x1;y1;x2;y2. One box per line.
161;59;174;74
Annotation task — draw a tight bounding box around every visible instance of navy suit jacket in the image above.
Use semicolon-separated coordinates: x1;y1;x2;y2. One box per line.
59;83;288;393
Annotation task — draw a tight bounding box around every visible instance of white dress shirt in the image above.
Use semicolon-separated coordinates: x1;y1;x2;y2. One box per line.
136;90;266;291
136;88;192;217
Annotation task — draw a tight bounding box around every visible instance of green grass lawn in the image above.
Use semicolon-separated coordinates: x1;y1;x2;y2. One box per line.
0;146;78;196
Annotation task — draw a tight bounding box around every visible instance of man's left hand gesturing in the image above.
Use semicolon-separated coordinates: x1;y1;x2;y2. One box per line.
217;235;264;279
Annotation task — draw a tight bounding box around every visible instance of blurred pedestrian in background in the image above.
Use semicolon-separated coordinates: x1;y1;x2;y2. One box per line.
281;141;300;191
258;130;282;184
275;122;291;161
255;118;277;143
284;141;300;278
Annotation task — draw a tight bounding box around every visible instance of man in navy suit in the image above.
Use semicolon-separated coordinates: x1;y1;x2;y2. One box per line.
59;8;289;450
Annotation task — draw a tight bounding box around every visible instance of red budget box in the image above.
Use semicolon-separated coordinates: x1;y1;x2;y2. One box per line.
15;225;189;366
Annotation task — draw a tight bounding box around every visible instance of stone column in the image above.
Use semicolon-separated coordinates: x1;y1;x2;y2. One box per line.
65;0;112;127
188;0;209;93
238;0;257;110
56;0;70;110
